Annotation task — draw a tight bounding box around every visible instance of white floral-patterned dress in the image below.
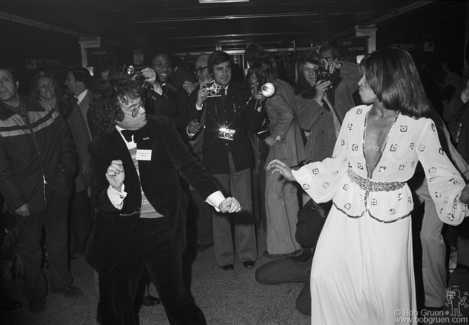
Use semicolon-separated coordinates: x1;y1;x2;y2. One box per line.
292;105;468;325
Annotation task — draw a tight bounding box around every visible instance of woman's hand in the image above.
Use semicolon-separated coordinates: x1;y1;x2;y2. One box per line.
460;183;469;205
266;159;296;181
219;197;242;213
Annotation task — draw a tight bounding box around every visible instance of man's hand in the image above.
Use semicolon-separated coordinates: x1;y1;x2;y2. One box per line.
82;162;90;175
314;80;332;102
15;203;30;217
140;67;157;85
196;88;208;107
188;119;204;135
106;160;125;191
219;197;242;213
266;159;296;182
183;81;197;95
265;136;277;147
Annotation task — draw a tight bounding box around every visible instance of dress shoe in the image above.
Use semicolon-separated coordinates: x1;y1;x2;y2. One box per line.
142;295;160;306
51;284;84;298
219;264;234;271
28;297;46;313
243;261;255;269
262;250;299;259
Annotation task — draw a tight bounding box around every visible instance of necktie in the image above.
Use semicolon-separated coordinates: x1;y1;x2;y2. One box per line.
121;129;135;142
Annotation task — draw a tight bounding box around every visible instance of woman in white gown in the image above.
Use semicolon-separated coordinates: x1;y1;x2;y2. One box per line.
268;48;469;325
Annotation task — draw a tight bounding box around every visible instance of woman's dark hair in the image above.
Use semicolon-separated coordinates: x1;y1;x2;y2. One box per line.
245;43;265;66
207;51;231;75
359;48;432;118
251;53;278;86
90;72;142;134
30;72;76;118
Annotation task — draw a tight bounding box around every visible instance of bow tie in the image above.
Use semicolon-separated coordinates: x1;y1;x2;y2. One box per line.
121;129;135;142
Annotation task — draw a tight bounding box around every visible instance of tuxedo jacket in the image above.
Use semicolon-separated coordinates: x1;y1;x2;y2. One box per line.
85;116;221;274
189;82;264;174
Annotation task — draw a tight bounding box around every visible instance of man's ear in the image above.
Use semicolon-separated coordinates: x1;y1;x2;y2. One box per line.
15;81;19;89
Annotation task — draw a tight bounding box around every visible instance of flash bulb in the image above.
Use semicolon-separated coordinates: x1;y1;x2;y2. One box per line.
261;83;276;98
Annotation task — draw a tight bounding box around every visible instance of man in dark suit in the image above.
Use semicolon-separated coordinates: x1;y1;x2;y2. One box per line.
85;71;241;325
188;51;263;270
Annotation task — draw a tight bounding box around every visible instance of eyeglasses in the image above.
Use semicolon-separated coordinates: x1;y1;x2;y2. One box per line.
194;66;207;75
124;101;144;118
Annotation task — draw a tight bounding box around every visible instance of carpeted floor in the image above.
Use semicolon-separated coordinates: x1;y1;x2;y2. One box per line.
2;229;469;325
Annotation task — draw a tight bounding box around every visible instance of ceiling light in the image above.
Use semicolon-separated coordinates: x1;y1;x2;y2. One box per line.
198;0;251;3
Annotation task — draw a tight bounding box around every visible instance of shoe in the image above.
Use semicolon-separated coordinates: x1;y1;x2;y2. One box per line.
243;261;255;269
219;264;234;271
262;250;299;259
51;284;84;298
28;297;46;313
142;295;160;306
2;298;22;311
196;243;213;252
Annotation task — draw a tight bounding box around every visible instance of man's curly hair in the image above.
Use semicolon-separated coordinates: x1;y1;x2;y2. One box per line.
90;72;143;134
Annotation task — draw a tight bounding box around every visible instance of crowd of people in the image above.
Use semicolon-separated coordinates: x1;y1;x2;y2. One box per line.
0;43;469;325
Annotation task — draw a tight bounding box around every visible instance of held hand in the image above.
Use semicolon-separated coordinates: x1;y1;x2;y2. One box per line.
140;68;157;85
82;162;91;175
196;88;208;106
219;197;242;213
15;203;30;217
188;119;203;134
264;136;277;147
266;159;296;182
314;80;331;101
183;81;197;95
106;160;125;191
460;183;469;205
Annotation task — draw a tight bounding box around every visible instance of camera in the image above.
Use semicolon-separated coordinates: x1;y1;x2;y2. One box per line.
218;127;236;141
316;62;340;84
122;64;152;91
203;81;222;97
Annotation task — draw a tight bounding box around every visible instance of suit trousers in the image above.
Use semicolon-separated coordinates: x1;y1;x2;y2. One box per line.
68;189;91;255
15;185;72;300
265;167;301;255
211;154;257;266
98;217;206;325
255;256;312;315
410;177;447;307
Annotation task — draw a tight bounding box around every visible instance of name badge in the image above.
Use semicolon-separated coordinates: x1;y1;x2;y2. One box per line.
136;149;152;161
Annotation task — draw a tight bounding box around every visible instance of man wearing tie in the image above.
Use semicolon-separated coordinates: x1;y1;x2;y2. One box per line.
85;70;241;324
188;51;263;270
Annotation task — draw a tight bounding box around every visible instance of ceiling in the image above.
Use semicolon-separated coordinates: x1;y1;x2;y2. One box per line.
0;0;448;56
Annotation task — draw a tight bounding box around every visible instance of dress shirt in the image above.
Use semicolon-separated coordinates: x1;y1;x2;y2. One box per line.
76;89;88;105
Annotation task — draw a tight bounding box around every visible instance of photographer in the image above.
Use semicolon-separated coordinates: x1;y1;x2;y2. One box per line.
188;51;264;271
295;50;361;163
251;53;306;259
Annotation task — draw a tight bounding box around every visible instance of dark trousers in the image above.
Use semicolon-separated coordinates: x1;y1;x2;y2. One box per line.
68;189;91;256
15;185;71;300
188;189;213;246
98;217;206;325
255;256;312;315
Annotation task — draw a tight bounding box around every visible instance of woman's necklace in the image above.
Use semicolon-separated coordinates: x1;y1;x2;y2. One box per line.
375;118;394;152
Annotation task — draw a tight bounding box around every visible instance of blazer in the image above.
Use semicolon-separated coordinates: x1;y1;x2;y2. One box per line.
189;82;264;174
85;116;221;274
